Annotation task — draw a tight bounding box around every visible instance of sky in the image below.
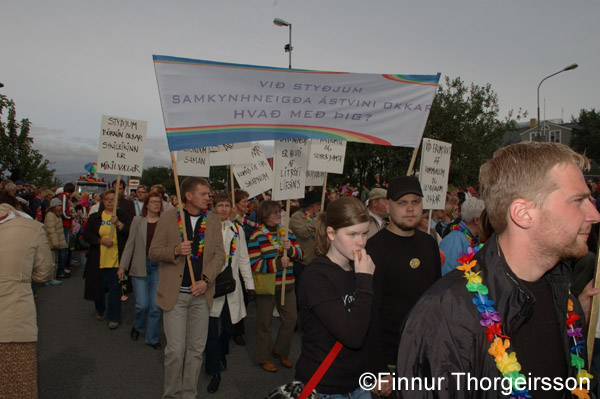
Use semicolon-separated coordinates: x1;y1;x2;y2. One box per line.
1;0;599;180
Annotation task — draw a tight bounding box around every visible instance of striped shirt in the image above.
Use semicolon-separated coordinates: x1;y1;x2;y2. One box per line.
248;225;303;287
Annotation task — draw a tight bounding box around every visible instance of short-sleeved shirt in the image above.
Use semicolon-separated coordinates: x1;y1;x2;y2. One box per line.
99;211;119;269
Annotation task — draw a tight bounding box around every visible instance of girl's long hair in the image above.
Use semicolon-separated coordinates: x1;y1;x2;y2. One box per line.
315;197;369;254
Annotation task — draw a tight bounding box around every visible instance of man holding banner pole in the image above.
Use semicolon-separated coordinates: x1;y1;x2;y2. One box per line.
149;176;225;399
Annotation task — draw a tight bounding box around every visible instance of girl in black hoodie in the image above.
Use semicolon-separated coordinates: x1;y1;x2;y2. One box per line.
295;197;375;398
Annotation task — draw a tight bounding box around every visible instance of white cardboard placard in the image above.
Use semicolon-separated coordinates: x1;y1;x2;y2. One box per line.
209;142;253;166
272;139;309;201
305;170;325;186
419;138;452;210
307;139;347;174
97;115;148;177
176;147;210;177
232;143;273;198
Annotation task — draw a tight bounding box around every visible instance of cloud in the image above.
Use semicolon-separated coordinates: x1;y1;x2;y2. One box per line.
29;124;173;177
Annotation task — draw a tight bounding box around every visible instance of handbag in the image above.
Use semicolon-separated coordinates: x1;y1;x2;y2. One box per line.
266;341;343;399
253;250;278;295
213;263;236;298
253;271;276;295
213;231;239;298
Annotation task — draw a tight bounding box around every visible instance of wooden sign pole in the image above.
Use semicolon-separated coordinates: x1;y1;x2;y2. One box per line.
280;200;291;306
109;174;121;240
321;172;328;211
407;146;420;177
170;152;196;284
230;165;235;206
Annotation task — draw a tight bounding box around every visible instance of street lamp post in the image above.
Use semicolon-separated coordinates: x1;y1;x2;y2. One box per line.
536;63;578;138
273;18;292;69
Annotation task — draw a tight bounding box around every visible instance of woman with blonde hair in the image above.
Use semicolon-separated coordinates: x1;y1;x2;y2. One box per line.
294;197;375;398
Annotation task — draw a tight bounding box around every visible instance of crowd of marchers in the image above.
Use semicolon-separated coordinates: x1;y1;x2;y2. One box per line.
2;141;600;399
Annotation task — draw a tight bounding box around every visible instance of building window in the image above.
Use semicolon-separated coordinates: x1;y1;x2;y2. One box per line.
550;130;561;143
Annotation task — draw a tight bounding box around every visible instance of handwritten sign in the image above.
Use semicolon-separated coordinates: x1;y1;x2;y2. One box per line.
176;147;210;177
419;138;452;210
307;139;347;174
97;115;147;177
209;142;253;166
272;139;309;201
232;143;273;198
305;170;325;186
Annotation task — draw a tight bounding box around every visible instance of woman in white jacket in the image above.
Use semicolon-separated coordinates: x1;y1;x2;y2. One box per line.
204;192;255;394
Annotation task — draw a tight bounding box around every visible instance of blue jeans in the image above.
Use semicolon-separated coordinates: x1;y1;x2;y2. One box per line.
57;247;68;276
205;300;234;376
94;268;121;322
319;387;371;399
131;258;161;345
57;227;70;276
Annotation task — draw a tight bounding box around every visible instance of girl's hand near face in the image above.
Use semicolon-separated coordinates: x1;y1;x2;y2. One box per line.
353;248;375;275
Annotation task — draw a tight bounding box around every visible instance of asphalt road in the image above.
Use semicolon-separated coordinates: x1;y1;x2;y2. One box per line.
36;261;301;399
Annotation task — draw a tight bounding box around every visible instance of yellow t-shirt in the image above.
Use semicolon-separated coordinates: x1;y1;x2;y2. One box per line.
99;211;119;269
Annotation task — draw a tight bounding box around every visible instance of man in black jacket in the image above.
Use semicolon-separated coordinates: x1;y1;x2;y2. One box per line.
393;142;600;398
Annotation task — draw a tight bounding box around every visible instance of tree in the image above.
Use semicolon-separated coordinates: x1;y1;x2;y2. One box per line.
140;165;230;195
330;142;414;189
140;166;175;194
570;109;600;166
422;76;525;187
0;95;56;186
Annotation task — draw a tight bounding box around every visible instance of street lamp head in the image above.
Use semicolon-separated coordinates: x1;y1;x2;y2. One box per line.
273;18;291;27
0;82;4;88
563;63;578;71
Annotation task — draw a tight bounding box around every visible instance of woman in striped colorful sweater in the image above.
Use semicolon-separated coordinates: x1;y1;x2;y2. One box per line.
248;200;303;373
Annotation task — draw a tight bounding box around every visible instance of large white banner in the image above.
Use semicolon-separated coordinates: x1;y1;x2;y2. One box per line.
419;138;452;210
176;147;210;177
232;143;273;198
153;56;440;151
272;139;309;201
97;115;147;177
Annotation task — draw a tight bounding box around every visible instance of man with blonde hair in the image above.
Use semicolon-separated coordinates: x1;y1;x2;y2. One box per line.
394;142;599;398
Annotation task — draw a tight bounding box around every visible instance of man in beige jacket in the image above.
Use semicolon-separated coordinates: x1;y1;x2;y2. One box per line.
149;177;225;399
0;191;54;398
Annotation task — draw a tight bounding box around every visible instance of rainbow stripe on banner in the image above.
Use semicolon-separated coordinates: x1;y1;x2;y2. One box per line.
166;124;389;151
382;74;440;86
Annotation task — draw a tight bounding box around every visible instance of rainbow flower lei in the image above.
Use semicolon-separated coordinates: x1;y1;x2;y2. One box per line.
453;223;478;247
177;207;206;260
301;209;316;239
226;222;240;260
458;246;592;399
260;224;286;253
237;214;258;229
